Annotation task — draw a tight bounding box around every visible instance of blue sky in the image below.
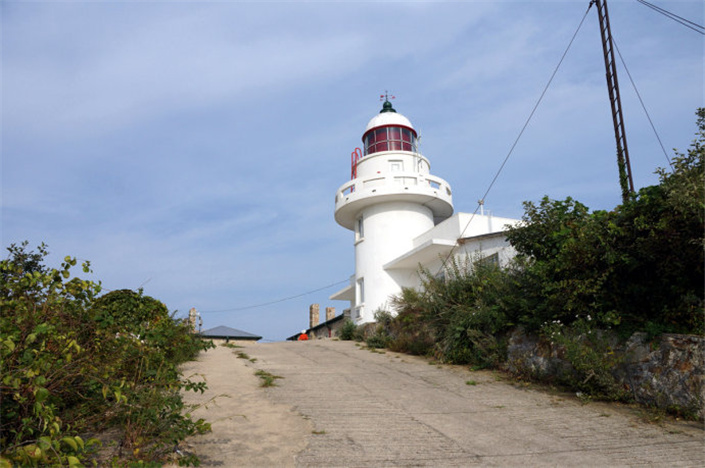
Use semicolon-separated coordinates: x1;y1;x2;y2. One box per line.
2;1;702;341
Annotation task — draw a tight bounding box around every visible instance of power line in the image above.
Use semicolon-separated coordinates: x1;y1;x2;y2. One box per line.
634;0;705;35
437;3;594;275
612;36;673;171
200;278;349;314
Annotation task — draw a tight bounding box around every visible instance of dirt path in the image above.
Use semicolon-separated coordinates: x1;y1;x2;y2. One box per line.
179;340;703;467
173;344;312;467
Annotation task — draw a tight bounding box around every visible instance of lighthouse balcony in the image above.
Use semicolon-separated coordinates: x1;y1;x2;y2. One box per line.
334;172;454;230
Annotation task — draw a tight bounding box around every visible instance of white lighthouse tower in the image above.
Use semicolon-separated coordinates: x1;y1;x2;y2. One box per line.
332;99;454;323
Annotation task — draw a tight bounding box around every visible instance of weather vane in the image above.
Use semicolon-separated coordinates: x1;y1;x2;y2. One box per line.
380;91;396;102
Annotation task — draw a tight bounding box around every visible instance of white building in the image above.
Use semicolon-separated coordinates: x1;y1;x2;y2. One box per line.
331;100;519;324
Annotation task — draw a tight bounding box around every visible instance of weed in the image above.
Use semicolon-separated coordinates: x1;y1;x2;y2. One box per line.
254;370;283;388
638;406;668;425
221;343;243;349
465;380;478;386
311;430;326;435
235;351;250;360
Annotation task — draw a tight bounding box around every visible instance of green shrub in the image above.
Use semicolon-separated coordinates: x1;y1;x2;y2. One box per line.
505;109;704;336
364;309;393;349
541;320;630;401
0;243;213;467
376;109;704;407
339;319;357;340
388;288;435;356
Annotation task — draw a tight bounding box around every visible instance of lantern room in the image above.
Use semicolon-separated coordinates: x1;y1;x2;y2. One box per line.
362;100;418;156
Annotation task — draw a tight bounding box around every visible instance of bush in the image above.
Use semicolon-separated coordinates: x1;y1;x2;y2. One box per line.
364;309;393;349
505;109;704;336
385;108;704;403
0;243;213;467
541;320;630;401
339;319;357;340
388;288;436;356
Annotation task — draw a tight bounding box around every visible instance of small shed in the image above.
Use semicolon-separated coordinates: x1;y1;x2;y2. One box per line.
200;325;262;342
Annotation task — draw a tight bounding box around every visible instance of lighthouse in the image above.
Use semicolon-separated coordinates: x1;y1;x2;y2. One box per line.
332;99;454;323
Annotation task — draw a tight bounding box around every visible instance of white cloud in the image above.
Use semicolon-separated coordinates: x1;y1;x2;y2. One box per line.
2;0;702;340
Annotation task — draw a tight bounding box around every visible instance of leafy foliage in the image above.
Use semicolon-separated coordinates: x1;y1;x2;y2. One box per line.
384;108;704;402
1;243;213;467
505;108;704;336
385;258;516;367
338;319;357;341
542;319;630;401
365;309;394;349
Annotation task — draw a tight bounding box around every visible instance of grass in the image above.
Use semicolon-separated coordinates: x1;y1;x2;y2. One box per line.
312;430;326;435
236;351;250;360
221;343;244;349
254;370;283;387
465;380;478;386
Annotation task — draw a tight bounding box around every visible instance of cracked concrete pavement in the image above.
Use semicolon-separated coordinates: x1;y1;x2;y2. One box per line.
179;340;703;467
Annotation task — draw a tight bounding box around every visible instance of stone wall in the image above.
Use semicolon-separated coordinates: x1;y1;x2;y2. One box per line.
506;328;704;418
308;318;347;340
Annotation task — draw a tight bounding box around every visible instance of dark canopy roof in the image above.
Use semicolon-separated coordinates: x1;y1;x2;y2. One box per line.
200;325;262;341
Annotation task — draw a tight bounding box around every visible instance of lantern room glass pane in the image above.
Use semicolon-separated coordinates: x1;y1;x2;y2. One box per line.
365;126;416;156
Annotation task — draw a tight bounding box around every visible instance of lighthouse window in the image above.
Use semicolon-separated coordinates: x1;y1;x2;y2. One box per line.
389;128;401;151
375;128;388;153
364;126;417;156
357;278;365;304
356;216;364;241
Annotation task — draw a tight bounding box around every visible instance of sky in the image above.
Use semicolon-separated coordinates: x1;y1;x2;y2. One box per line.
2;0;703;341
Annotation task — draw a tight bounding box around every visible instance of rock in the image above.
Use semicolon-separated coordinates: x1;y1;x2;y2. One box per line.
506;328;704;419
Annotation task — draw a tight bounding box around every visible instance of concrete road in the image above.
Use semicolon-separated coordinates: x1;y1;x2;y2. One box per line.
185;340;703;467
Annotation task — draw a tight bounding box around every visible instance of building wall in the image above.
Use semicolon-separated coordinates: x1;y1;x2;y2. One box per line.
355;150;430;178
411;213;520;249
336;210;520;322
353;201;435;322
422;234;517;277
307;319;347;340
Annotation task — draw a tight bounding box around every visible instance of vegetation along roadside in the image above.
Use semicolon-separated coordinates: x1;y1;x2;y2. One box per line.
342;108;704;419
1;243;215;467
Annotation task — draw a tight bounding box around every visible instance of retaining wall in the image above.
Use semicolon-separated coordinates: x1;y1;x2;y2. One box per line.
506;329;704;418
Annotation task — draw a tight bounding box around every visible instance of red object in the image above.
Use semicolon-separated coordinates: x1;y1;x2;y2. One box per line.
351;147;362;180
362;125;416;156
298;333;309;341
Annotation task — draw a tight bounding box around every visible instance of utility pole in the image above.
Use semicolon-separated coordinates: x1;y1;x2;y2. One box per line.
593;0;634;202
